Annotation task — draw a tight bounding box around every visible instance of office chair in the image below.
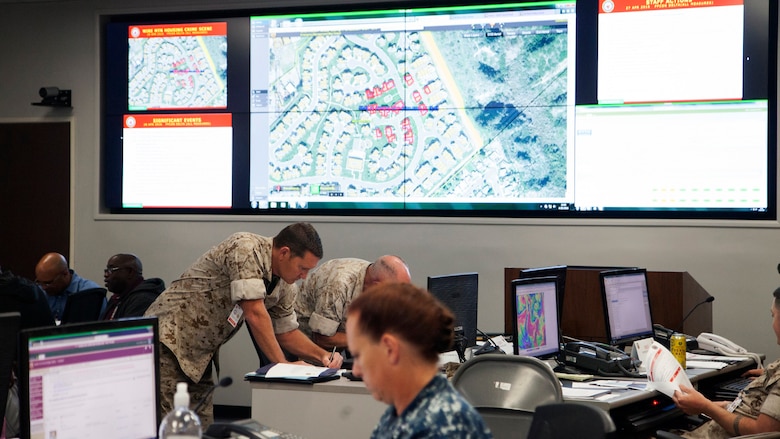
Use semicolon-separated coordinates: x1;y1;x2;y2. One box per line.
0;312;21;427
60;287;107;324
451;354;563;439
527;402;616;439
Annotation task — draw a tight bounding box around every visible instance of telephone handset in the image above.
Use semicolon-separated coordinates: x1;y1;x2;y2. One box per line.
696;332;748;356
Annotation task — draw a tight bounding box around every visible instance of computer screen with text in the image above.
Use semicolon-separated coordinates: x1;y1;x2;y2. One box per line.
19;318;160;439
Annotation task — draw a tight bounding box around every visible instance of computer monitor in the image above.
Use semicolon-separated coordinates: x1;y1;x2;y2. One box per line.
0;312;21;426
519;265;568;319
511;276;561;358
60;287;107;324
600;268;655;347
427;273;479;349
19;317;160;439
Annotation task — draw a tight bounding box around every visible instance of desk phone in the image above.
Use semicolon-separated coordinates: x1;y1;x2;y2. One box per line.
205;419;305;439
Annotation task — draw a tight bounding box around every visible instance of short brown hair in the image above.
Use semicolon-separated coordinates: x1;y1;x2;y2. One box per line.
273;222;323;259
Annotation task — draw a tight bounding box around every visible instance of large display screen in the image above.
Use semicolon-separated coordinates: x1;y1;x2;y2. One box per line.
102;0;777;219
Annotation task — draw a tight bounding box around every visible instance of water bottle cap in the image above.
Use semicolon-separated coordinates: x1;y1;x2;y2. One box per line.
173;382;190;408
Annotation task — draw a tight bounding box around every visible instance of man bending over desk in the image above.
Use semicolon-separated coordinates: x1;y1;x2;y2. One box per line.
144;223;343;427
671;286;780;438
296;255;411;350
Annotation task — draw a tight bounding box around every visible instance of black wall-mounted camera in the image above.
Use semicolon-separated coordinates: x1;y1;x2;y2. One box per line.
32;87;71;107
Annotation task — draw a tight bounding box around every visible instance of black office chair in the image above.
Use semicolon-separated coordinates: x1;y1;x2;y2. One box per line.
452;354;563;439
60;287;106;324
527;402;616;439
0;312;21;427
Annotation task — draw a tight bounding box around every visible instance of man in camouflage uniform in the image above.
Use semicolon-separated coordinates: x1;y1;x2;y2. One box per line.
295;255;411;350
145;223;343;427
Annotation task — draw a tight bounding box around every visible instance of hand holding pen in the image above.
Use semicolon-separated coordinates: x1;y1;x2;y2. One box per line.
324;346;343;368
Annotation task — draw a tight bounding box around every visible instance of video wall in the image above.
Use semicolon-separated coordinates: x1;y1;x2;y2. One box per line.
102;0;777;219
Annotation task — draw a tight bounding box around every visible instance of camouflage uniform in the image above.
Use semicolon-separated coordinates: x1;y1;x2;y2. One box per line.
683;358;780;439
295;258;369;338
145;232;299;426
371;374;493;438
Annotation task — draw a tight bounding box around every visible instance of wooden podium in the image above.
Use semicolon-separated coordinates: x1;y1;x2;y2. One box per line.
504;267;713;343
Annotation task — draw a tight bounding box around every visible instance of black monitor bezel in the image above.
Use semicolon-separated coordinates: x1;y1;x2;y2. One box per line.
510;275;561;358
100;0;778;220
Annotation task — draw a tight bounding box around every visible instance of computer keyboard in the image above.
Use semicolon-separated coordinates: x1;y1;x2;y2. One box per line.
714;377;754;400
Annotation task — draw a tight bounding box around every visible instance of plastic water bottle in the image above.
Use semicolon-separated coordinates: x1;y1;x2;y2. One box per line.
159;382;202;439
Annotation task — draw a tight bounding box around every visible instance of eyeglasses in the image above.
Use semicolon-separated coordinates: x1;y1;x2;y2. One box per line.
104;266;126;275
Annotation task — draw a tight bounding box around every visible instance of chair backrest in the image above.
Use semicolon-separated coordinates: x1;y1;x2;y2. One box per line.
451;354;563;439
528;402;616;439
61;287;106;324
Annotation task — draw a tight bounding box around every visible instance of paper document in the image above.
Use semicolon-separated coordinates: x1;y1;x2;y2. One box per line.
244;363;339;383
588;380;647;391
686;360;729;370
264;363;335;378
644;341;692;398
562;387;611;399
687;352;748;362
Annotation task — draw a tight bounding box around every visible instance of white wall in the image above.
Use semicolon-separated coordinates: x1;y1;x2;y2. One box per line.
1;0;779;407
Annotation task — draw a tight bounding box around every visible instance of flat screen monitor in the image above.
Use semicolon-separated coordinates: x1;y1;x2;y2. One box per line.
599;268;654;347
427;272;478;348
101;0;777;219
19;317;160;439
519;265;567;319
511;276;561;358
60;287;107;325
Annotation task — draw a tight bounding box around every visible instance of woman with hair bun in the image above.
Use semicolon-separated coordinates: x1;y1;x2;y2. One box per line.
346;282;492;439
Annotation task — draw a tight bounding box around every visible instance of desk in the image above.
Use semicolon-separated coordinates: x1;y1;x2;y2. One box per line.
250;359;756;439
250;377;386;439
566;358;758;437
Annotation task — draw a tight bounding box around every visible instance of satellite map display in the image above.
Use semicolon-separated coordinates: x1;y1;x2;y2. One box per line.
251;4;574;207
128;22;228;110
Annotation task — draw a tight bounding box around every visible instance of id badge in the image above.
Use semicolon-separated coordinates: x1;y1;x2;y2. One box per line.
228;303;244;328
727;396;742;413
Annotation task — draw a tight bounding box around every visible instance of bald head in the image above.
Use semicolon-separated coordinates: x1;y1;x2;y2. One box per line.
35;252;72;296
364;255;411;289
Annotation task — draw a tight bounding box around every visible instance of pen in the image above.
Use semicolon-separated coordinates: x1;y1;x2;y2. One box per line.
329;346;336;364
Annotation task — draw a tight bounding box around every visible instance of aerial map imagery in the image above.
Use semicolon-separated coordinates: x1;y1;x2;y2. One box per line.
263;15;571;206
128;22;228;110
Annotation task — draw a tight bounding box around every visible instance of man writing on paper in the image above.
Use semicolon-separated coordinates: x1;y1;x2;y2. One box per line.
296;255;411;350
145;223;343;427
670;286;780;438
